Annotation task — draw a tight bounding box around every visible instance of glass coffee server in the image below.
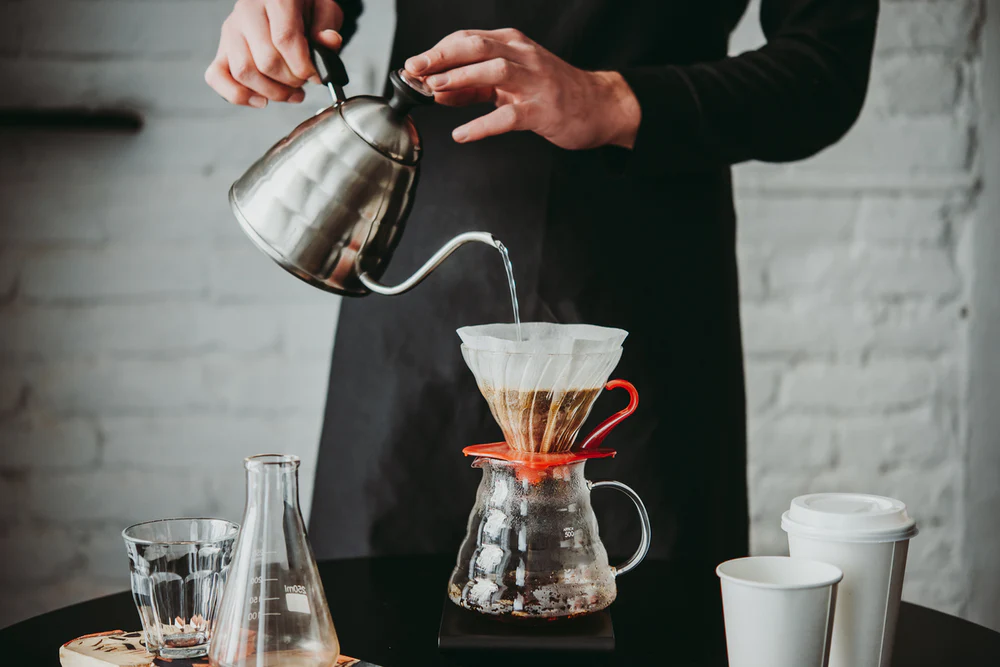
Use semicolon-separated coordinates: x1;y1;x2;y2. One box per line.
448;323;652;620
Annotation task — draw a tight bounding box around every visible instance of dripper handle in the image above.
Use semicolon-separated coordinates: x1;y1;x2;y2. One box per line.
312;43;349;102
577;379;639;450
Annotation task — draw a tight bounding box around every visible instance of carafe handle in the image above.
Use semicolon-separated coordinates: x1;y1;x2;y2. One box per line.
589;480;651;577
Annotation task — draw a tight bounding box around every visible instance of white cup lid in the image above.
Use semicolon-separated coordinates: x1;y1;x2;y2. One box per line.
781;493;918;543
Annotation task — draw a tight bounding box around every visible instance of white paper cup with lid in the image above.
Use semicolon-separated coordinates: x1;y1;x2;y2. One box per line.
717;556;842;667
782;493;918;667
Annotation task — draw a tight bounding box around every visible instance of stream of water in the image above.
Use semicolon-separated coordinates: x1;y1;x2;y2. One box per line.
495;240;522;342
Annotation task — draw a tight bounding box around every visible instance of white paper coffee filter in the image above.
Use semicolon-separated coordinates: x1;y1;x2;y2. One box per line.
458;323;627;391
457;322;628;355
461;346;623;393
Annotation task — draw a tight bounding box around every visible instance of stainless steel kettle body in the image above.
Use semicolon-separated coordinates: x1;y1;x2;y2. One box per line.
229;51;497;297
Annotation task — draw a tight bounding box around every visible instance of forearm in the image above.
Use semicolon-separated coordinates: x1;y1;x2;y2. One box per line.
620;0;878;171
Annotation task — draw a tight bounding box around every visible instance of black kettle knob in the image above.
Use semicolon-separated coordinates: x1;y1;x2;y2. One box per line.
388;69;435;117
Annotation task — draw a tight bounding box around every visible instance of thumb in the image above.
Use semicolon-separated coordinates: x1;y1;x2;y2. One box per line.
314;28;343;52
310;0;344;44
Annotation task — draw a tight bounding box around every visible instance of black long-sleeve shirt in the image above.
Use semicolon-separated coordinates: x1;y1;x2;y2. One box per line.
622;0;877;170
311;0;878;609
338;0;877;168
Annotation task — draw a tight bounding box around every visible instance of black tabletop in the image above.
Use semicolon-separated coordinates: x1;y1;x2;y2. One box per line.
2;556;998;666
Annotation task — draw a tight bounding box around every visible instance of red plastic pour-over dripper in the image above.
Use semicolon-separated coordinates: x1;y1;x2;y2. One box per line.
463;379;639;479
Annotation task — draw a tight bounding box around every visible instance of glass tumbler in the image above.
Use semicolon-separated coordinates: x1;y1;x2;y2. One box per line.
123;518;239;658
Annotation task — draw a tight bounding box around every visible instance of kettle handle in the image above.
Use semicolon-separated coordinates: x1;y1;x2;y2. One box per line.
312;44;349;102
589;480;651;578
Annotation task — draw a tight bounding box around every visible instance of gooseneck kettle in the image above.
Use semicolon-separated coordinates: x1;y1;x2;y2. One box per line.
229;47;499;296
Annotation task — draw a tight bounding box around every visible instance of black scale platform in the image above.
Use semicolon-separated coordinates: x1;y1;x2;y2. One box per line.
438;601;615;653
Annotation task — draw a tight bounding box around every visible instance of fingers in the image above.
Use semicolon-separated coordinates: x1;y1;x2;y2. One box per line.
308;0;344;82
310;0;344;37
488;28;530;45
433;87;496;107
207;0;324;107
405;31;523;77
313;28;342;51
425;58;525;93
205;57;268;108
452;103;534;143
228;31;304;102
239;7;305;90
265;0;316;83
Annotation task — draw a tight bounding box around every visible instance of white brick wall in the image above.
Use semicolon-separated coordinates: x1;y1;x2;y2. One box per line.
732;0;985;620
0;0;994;631
0;0;394;628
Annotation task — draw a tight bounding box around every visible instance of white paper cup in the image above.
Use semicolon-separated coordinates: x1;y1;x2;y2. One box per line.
782;493;918;667
717;556;843;667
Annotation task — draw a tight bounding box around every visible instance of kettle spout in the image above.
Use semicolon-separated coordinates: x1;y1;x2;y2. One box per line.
358;231;499;296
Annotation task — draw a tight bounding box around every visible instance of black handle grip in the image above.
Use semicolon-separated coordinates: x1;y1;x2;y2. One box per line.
313;44;349;88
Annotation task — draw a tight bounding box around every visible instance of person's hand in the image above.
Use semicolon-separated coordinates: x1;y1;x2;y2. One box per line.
404;29;641;150
205;0;344;108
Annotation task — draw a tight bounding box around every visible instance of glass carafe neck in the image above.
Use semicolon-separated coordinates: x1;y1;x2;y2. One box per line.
477;457;589;487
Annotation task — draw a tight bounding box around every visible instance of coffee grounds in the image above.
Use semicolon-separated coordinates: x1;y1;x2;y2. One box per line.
482;386;601;453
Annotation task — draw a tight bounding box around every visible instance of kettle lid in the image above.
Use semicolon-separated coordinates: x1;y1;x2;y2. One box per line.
339;69;434;165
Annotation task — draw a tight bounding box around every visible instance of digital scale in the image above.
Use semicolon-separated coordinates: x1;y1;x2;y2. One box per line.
438;602;615;653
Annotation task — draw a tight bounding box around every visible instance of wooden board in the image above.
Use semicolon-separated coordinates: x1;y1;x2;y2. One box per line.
59;630;381;667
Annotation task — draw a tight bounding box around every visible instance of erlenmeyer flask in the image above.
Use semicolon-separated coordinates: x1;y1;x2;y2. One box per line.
209;455;339;667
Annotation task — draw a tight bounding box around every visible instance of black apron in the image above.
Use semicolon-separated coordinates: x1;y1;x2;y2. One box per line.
309;0;751;579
